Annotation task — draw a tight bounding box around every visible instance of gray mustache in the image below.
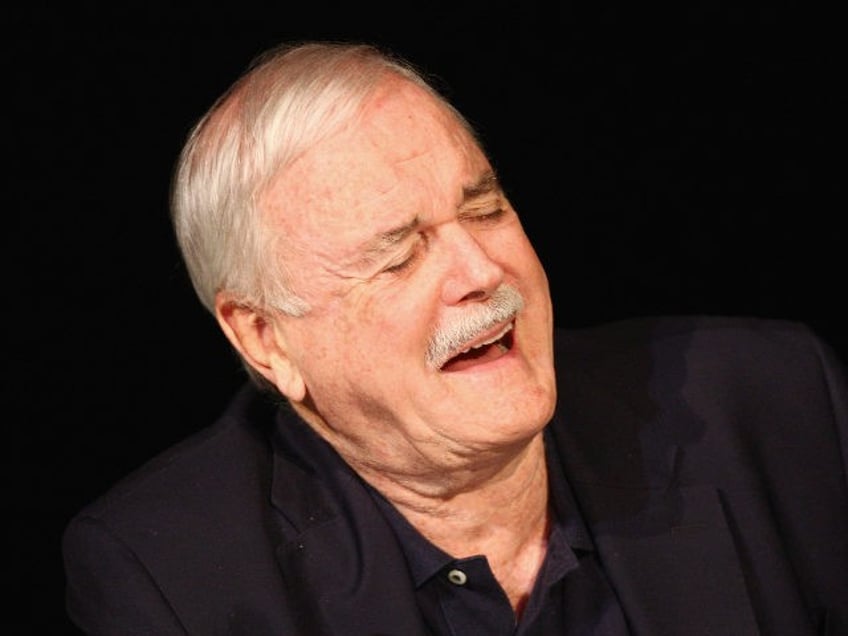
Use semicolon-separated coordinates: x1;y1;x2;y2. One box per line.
426;284;524;368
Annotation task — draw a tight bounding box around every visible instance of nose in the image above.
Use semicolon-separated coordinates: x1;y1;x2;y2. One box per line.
438;224;505;305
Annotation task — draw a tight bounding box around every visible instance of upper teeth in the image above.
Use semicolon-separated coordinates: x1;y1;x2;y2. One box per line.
458;323;513;355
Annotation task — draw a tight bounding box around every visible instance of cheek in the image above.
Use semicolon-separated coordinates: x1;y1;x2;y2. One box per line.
512;230;549;284
353;291;443;379
361;294;429;349
330;287;425;359
302;310;422;411
486;227;548;284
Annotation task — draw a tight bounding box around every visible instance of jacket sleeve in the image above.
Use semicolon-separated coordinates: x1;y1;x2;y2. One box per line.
811;329;848;492
62;514;188;635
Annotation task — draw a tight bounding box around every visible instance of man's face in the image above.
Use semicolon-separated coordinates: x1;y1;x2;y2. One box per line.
260;77;556;477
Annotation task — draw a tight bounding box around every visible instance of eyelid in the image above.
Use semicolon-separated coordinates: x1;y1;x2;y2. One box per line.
379;203;506;276
461;206;507;223
383;234;425;274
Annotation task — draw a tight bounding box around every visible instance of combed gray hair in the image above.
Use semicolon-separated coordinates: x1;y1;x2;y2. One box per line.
170;41;476;318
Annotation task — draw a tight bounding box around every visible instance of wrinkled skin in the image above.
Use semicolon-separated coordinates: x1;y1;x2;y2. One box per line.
222;75;557;494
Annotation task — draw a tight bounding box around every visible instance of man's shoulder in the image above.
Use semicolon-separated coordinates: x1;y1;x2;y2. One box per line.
554;314;835;379
61;384;305;632
66;383;281;535
553;314;844;425
555;314;817;354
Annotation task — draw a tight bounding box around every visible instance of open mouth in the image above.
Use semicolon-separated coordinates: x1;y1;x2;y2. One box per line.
440;324;515;372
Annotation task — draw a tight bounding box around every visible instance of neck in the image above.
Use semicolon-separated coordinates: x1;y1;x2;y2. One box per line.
362;432;551;615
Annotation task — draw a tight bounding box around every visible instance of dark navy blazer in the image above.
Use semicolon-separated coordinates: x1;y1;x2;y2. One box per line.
63;316;848;634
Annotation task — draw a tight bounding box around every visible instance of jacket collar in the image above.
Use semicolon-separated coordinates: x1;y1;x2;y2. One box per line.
269;407;430;636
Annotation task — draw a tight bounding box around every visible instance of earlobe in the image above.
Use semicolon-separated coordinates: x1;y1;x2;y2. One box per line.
267;346;307;402
215;293;307;402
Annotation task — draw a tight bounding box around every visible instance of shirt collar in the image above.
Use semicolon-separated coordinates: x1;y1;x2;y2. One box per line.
366;426;596;588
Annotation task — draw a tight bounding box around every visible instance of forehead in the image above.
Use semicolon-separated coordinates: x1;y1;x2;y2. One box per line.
260;77;491;248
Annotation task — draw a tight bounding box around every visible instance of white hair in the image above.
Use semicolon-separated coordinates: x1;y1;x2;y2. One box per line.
170;41;477;318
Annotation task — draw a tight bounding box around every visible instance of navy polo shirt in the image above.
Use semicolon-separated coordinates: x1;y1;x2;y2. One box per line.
368;429;632;635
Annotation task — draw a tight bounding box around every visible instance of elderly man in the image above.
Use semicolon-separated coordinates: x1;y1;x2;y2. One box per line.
63;42;848;635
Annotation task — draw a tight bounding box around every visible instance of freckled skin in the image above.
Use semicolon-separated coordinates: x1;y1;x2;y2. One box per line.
260;76;556;487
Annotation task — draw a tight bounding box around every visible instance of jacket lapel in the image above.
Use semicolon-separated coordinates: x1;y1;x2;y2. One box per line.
268;411;429;636
549;335;762;635
577;482;761;635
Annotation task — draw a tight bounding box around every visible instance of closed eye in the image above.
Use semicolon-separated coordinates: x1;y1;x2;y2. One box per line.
476;207;506;222
461;207;507;225
383;235;426;274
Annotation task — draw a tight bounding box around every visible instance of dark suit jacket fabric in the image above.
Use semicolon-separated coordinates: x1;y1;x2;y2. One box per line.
62;316;848;635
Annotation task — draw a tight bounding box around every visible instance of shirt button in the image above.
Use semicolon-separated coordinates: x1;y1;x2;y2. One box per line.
447;569;468;586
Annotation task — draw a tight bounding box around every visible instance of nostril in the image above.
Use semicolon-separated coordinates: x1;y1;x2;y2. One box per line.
461;290;489;302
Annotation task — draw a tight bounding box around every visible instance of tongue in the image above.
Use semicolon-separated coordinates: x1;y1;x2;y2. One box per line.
441;342;506;372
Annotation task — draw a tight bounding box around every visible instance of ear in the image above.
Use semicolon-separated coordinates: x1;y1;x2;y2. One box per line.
215;292;307;402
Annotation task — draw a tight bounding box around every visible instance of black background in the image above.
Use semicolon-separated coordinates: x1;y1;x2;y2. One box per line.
8;3;845;632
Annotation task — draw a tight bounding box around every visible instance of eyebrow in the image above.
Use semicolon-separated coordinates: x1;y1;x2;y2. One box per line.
462;171;500;200
364;217;421;259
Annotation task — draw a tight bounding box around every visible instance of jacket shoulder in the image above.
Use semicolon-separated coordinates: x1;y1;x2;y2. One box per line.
61;383;299;633
67;383;280;528
556;314;822;354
